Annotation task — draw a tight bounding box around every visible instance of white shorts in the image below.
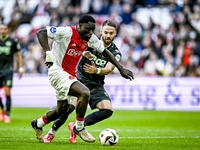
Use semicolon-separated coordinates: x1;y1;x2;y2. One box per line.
48;65;78;101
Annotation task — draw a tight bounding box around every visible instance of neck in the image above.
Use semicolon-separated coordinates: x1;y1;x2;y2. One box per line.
105;43;112;48
0;35;8;40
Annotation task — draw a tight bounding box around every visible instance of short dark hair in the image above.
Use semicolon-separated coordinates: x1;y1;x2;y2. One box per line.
102;20;116;29
79;14;95;24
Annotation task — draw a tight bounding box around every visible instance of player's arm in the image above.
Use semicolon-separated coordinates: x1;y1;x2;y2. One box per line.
102;48;134;80
36;29;54;68
14;39;23;78
83;61;115;75
16;52;23;78
98;62;115;75
82;51;94;59
37;26;71;68
89;34;134;80
36;29;50;52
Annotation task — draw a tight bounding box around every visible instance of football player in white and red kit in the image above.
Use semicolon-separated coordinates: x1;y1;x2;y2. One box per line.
31;14;133;143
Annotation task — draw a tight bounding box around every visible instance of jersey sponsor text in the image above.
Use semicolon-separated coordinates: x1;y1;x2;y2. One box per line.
0;46;11;55
67;49;83;56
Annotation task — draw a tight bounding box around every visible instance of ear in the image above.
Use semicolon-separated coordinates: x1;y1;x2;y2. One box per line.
100;29;102;35
114;30;117;36
79;23;83;29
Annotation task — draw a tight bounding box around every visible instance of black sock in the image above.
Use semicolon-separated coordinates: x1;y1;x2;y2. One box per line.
84;109;113;126
6;96;11;116
0;98;4;110
52;104;75;131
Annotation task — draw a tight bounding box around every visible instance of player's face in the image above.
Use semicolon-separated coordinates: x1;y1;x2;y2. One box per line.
0;25;9;38
79;22;95;41
101;25;116;47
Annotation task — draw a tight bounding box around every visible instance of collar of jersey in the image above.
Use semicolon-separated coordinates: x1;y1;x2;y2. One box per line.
105;43;112;48
0;35;9;41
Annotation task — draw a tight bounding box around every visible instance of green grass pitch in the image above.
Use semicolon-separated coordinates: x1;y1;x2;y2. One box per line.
0;108;200;150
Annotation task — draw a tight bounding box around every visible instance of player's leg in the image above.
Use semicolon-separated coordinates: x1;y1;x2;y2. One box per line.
0;85;5;122
84;100;113;126
0;96;4;110
67;97;77;143
31;68;74;142
0;96;5;122
52;97;76;132
84;86;113;126
68;85;113;143
31;99;70;142
44;102;76;143
52;104;75;131
4;86;11;123
69;100;113;143
43;106;57;143
0;83;5;122
3;73;13;123
68;81;95;142
0;84;4;110
68;81;89;128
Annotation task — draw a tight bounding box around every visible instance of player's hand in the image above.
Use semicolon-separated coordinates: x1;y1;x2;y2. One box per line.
18;67;24;79
83;61;97;74
45;51;54;68
119;68;134;81
18;72;23;79
82;51;94;59
45;62;53;68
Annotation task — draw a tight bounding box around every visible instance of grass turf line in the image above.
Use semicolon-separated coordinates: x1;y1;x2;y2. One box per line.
0;108;199;150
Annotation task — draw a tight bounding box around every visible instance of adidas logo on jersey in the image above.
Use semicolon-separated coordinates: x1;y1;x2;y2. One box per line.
72;43;76;46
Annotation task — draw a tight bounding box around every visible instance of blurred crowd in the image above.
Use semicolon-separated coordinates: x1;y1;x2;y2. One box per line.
0;0;200;77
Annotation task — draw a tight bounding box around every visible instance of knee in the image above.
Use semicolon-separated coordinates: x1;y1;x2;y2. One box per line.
80;89;90;103
100;109;113;118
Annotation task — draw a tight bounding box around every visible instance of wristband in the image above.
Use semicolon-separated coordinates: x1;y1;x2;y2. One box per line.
19;67;24;72
96;68;101;74
46;51;55;62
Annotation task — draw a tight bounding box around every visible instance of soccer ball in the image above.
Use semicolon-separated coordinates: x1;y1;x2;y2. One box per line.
99;128;119;146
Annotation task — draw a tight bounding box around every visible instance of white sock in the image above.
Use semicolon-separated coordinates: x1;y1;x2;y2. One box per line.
75;120;84;131
48;128;56;136
37;117;46;128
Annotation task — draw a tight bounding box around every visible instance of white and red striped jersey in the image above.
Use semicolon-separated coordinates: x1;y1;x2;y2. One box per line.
46;25;104;77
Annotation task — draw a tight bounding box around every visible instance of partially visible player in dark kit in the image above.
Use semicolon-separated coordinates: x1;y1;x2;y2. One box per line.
0;24;23;123
43;20;128;143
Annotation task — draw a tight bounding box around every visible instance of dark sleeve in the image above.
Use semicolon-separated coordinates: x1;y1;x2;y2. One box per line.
110;47;122;62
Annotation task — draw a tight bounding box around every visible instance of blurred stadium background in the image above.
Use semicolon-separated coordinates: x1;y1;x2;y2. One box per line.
0;0;200;110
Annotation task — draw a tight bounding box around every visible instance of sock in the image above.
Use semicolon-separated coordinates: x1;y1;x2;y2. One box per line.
37;116;49;128
75;116;84;131
5;96;11;116
84;109;113;126
48;128;56;136
0;98;4;110
52;104;75;131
